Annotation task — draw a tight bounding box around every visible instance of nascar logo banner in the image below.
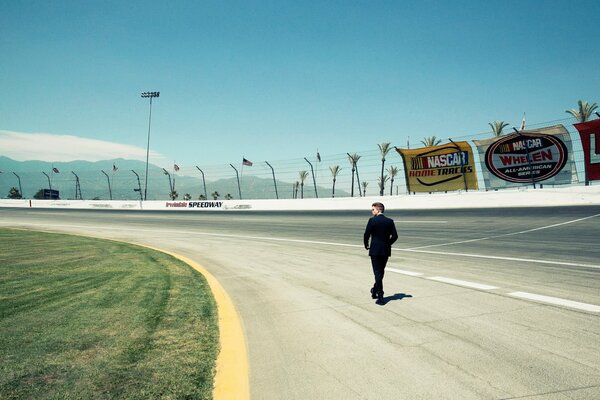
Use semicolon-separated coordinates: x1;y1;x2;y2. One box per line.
396;141;479;192
473;124;576;189
573;119;600;182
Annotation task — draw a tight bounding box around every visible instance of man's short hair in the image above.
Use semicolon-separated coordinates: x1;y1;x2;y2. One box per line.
372;202;385;212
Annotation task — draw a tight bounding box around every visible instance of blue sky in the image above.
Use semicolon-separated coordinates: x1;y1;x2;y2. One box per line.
1;0;599;171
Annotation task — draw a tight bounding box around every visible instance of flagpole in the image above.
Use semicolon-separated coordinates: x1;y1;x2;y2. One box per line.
240;158;244;197
316;149;322;191
173;161;176;196
111;164;114;199
513;127;536;189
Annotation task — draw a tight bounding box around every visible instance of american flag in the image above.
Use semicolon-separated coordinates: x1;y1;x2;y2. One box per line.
242;158;253;166
52;167;59;173
113;163;118;172
174;164;180;171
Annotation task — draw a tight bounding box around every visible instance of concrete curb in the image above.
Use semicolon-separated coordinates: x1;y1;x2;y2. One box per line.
139;246;250;400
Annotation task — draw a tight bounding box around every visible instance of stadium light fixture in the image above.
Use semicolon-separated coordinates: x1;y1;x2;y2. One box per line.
141;91;160;200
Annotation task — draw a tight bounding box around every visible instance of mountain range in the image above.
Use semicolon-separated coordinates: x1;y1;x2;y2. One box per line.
0;156;349;200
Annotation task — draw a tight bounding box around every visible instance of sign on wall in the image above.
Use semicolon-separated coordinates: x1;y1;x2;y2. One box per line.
573;119;600;182
396;141;479;192
473;125;576;189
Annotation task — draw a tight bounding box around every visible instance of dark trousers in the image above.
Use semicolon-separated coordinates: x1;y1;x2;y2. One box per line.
370;256;389;295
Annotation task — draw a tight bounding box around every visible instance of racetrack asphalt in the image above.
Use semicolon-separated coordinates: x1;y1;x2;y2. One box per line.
1;206;599;399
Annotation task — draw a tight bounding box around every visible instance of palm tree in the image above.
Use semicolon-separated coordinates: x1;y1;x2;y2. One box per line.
566;100;598;123
198;194;207;200
377;175;389;196
329;165;341;198
299;171;309;199
347;153;361;197
361;181;368;197
378;142;392;196
211;191;220;200
225;193;233;200
7;187;22;199
294;181;299;199
33;189;44;199
421;136;441;147
183;193;191;200
169;190;178;200
387;166;399;196
489;121;509;137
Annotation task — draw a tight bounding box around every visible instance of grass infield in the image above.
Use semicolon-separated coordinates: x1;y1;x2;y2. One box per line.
0;228;219;399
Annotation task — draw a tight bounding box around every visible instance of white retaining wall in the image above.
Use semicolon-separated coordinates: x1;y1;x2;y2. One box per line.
1;185;599;211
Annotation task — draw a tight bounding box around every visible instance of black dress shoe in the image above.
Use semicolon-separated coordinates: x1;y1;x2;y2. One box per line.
370;288;377;299
376;293;385;305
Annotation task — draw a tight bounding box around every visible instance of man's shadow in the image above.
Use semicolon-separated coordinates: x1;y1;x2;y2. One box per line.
383;293;412;304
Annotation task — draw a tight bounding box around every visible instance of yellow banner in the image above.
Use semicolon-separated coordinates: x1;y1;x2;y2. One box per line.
396;141;479;192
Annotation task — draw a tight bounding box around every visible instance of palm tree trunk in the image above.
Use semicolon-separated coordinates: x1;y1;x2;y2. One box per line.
389;177;394;196
350;168;355;197
380;159;385;196
332;178;336;198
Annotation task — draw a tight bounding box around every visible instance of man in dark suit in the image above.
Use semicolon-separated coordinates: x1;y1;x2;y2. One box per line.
364;202;398;305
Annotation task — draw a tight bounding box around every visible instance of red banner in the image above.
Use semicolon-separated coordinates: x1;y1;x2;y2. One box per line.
573;119;600;182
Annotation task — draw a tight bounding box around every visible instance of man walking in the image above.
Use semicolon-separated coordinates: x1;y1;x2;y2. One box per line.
364;202;398;305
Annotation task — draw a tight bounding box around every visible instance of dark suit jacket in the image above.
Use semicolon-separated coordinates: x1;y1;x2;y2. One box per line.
364;213;398;257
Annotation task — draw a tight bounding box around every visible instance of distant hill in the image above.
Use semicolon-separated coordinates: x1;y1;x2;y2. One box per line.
0;156;349;200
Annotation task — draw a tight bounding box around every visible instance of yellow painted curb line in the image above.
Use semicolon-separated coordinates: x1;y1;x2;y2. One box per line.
138;246;250;400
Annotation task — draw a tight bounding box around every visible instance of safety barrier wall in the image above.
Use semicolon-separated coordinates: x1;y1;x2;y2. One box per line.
1;185;599;211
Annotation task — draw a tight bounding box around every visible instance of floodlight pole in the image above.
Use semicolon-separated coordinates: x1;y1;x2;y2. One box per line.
195;166;208;199
265;161;279;199
355;162;362;197
71;171;82;200
230;164;242;199
162;168;173;194
42;171;51;191
141;91;160;201
131;170;143;201
101;170;113;200
304;157;318;198
13;172;23;198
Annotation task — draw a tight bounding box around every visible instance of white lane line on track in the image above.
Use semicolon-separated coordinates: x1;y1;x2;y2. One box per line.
427;276;499;290
387;268;423;276
400;248;600;270
407;213;600;250
508;292;600;313
385;269;600;312
5;222;599;313
396;220;448;224
3;222;599;269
